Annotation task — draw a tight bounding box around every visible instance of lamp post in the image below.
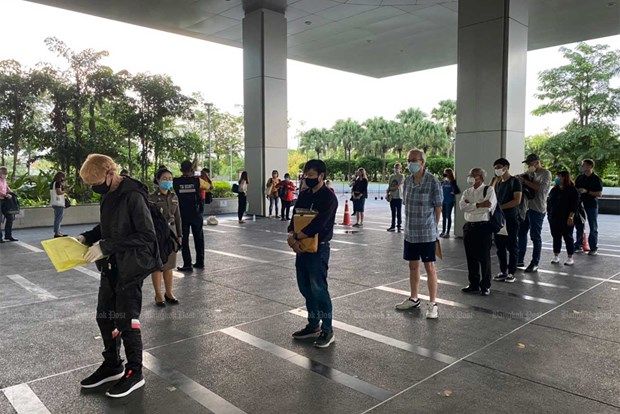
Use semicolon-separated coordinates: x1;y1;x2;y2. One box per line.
205;102;213;175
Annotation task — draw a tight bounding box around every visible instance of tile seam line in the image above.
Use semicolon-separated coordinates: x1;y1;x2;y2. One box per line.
360;269;620;413
462;360;620;410
528;321;620;346
0;270;442;389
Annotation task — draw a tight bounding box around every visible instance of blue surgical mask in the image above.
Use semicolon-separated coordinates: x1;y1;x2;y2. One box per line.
579;166;586;173
408;162;420;174
554;177;561;186
160;180;173;191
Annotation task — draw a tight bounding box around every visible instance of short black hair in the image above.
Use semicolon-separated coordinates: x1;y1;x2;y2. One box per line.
493;158;510;167
303;159;326;176
201;168;210;174
155;168;173;180
180;160;193;173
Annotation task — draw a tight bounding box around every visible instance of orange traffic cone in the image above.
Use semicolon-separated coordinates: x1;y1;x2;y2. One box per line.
583;231;590;251
341;200;352;226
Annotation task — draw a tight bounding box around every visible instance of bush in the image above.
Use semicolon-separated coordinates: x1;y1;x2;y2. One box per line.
603;175;619;187
425;156;454;176
211;181;235;198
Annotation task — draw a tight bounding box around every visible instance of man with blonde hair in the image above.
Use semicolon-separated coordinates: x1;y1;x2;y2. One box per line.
77;154;160;398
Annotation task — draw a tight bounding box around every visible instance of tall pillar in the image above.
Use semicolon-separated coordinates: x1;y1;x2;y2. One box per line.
454;0;528;236
242;8;288;217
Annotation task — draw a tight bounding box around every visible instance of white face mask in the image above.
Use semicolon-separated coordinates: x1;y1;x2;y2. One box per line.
494;168;504;177
467;176;476;185
528;165;536;173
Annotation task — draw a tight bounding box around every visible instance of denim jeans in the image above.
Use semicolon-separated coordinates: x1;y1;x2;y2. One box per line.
268;197;279;216
390;198;402;229
442;202;455;234
495;212;520;275
575;205;598;251
518;209;545;266
296;244;332;333
53;206;64;234
0;200;14;239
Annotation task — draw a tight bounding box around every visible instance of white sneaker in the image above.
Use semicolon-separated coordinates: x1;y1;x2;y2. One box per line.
395;298;420;310
564;258;574;266
551;256;560;264
426;303;438;319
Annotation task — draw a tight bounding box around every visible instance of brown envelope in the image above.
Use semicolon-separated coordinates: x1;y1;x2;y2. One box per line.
293;213;319;253
435;239;443;260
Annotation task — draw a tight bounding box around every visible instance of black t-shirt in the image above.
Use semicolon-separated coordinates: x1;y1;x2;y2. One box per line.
173;176;202;218
575;173;603;208
496;176;522;216
288;185;338;243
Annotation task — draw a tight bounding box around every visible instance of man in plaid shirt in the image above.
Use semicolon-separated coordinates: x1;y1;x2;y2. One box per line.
395;149;443;319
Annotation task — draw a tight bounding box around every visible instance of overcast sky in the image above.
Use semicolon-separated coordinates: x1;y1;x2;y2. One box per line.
1;0;619;149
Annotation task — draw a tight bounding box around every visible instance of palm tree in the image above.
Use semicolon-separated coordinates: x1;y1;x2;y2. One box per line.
300;127;329;159
431;99;456;157
332;118;363;178
363;117;393;180
390;120;407;160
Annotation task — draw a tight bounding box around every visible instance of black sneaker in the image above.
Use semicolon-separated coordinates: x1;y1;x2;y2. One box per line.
574;246;583;253
504;274;516;283
480;288;491;296
80;363;124;389
4;237;18;242
177;266;193;272
387;227;396;232
516;262;525;268
106;369;145;398
397;227;402;232
461;285;479;293
193;263;204;269
524;264;539;273
292;325;321;340
494;273;508;281
314;331;335;349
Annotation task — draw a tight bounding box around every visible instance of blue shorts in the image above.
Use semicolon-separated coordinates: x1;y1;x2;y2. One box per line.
403;240;436;262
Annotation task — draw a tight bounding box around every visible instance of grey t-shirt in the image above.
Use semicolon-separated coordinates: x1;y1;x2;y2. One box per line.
388;173;404;199
526;168;552;213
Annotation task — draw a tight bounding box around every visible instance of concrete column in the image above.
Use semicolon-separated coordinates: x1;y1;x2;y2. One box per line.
242;8;288;217
454;0;528;236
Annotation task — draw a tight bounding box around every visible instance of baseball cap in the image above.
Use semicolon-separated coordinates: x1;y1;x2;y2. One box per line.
522;154;540;164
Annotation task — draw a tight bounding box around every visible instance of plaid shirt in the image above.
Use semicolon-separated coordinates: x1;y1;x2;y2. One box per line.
403;171;443;243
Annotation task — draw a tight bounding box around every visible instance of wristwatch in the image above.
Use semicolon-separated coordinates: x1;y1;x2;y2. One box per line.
292;233;299;241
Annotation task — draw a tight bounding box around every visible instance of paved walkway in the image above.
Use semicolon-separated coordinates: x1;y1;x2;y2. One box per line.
1;198;619;413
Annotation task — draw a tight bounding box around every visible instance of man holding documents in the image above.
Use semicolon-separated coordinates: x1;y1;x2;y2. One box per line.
76;154;160;398
287;160;338;349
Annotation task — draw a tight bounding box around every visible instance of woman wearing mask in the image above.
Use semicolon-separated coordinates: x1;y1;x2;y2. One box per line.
238;171;249;224
0;166;17;243
351;168;369;227
440;168;459;238
265;170;281;219
149;168;183;306
547;171;579;266
200;168;213;205
50;171;68;238
277;173;296;221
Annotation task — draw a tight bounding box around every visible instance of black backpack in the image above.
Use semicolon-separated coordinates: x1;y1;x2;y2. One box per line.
232;183;239;194
278;184;287;198
483;186;505;233
143;197;178;265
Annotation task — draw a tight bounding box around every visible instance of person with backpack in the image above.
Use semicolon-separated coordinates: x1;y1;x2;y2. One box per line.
459;167;497;296
265;170;281;219
174;160;208;271
277;173;296;221
149;168;182;306
547;171;580;266
200;168;214;206
76;154;160;398
50;171;68;238
237;171;249;224
492;159;522;283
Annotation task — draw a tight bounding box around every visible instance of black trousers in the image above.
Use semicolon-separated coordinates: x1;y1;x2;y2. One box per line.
463;222;493;290
495;213;520;275
238;193;247;221
181;213;204;267
96;261;143;372
281;199;292;220
390;199;402;229
550;219;575;256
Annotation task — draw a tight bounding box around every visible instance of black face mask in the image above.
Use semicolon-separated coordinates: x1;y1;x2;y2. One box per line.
442;173;448;177
91;178;111;195
305;177;320;188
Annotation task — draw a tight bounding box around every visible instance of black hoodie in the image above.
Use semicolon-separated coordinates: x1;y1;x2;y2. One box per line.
82;177;161;286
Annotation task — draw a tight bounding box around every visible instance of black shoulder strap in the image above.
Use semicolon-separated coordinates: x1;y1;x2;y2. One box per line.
483;185;489;198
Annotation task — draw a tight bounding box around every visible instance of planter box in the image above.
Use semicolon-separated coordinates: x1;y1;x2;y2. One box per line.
11;198;240;230
12;204;101;230
203;197;238;215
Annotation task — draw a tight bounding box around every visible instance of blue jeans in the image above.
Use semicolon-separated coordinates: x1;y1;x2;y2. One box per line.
442;202;454;234
518;209;545;266
53;206;64;234
0;199;14;239
575;205;598;251
268;197;279;216
296;244;332;333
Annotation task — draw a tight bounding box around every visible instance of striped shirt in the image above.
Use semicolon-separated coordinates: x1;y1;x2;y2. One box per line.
403;171;443;243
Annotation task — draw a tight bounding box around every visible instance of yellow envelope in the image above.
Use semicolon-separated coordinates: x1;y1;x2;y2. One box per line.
435;239;443;260
293;212;319;253
41;237;90;272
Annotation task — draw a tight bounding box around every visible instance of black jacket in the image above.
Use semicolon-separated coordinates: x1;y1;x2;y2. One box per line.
82;177;161;287
547;185;579;224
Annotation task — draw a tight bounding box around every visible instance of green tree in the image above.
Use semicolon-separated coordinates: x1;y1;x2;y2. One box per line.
332;118;363;178
431;99;457;157
300;128;330;160
363;117;394;180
